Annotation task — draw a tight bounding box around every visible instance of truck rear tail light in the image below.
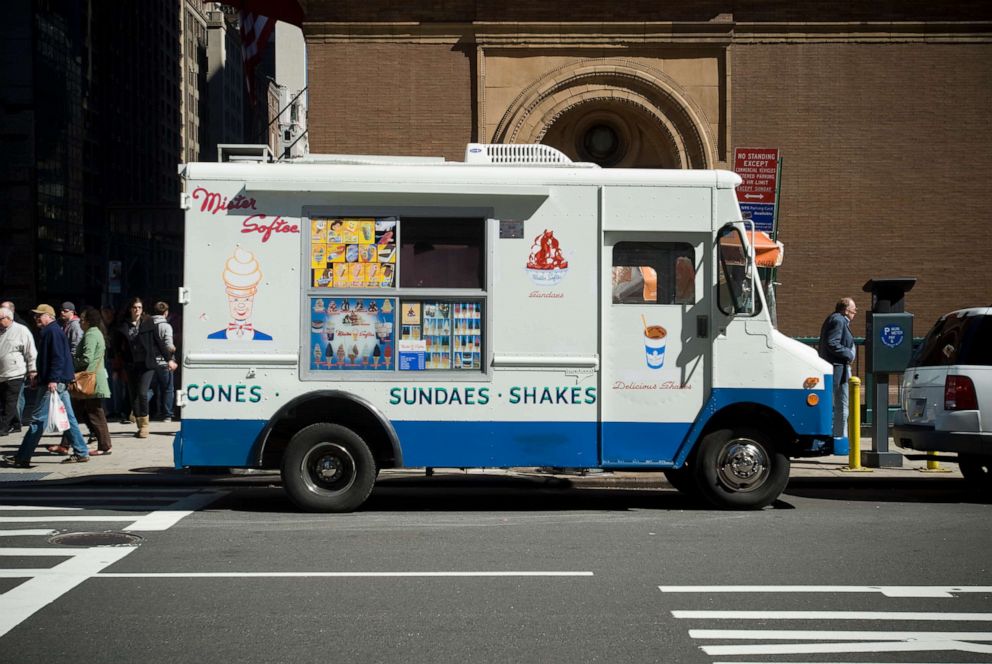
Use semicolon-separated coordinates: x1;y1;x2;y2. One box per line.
944;375;978;411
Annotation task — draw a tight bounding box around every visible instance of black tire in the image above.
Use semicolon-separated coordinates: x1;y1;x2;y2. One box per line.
693;427;789;510
664;464;699;496
959;454;992;494
281;423;376;513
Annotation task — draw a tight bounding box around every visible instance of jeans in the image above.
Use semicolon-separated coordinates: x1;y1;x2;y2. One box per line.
15;383;88;462
152;365;174;419
832;363;850;438
127;367;156;418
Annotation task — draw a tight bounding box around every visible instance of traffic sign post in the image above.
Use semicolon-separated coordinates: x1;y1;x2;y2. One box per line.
733;148;780;233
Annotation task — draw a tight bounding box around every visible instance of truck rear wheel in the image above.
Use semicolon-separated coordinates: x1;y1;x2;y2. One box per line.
281;423;376;513
694;427;789;509
959;454;992;494
663;464;699;496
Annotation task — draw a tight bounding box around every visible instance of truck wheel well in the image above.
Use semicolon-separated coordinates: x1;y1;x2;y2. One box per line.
259;396;399;470
699;403;796;453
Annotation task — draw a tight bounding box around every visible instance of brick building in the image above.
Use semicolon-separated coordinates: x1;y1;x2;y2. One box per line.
300;1;992;337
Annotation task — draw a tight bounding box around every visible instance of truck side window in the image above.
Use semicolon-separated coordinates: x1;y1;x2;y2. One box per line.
612;242;695;305
717;226;760;316
399;218;485;289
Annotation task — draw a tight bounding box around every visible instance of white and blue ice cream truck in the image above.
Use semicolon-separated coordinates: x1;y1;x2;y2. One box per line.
174;143;833;511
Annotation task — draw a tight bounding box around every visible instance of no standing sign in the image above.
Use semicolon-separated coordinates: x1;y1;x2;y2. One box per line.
734;147;780;233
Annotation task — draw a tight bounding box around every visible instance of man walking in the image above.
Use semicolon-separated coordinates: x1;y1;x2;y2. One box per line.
819;297;857;446
60;302;84;354
0;307;36;436
151;301;176;421
1;305;90;468
1;300;32;430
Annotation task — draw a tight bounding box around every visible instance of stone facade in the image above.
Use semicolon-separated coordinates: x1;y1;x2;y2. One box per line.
302;3;992;337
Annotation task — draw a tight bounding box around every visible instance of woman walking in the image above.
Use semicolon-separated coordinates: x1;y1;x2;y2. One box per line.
48;307;113;456
115;297;176;438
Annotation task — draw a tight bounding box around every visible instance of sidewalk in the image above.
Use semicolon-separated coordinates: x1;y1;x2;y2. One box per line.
0;420;963;485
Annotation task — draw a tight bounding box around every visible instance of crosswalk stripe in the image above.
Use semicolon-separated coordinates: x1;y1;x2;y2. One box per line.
690;629;992;640
659;585;992;598
0;530;56;537
702;639;992;656
674;610;992;621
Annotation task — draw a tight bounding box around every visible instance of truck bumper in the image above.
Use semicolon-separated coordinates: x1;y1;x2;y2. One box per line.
892;424;992;456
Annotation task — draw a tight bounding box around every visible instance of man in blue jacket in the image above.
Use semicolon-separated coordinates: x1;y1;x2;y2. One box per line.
818;298;857;443
1;304;90;468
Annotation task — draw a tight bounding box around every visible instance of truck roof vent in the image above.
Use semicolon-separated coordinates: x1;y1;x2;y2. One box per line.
217;144;273;163
464;143;574;165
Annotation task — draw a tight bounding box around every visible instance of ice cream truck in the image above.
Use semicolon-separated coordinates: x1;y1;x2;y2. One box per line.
175;143;833;511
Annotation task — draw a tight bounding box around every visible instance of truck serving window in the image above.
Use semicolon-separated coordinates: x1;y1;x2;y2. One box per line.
611;242;695;305
305;215;487;375
399;218;485;289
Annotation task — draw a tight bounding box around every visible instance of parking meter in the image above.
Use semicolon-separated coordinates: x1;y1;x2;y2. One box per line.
862;277;916;468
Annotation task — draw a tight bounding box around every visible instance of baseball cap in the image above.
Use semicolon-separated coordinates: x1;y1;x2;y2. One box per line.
60;301;76;312
31;304;56;317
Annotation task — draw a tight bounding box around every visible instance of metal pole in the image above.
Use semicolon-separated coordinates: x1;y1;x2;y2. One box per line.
842;377;871;472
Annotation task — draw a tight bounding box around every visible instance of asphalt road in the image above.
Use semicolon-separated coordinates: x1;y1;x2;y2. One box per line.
0;476;990;663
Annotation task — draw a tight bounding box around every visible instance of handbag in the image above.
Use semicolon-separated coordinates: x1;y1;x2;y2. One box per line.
69;371;97;398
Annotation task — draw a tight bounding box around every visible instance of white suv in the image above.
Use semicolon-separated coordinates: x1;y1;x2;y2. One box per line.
893;307;992;491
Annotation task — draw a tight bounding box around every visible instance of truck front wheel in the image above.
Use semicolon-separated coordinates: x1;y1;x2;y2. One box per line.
694;427;789;509
959;454;992;494
281;423;376;513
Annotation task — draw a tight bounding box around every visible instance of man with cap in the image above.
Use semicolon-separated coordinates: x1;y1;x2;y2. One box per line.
59;302;84;354
1;304;90;468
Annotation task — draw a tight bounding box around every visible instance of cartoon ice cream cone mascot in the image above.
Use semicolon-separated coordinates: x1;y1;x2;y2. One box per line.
208;246;272;340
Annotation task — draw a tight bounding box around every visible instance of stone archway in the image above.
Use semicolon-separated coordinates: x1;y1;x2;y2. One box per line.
492;59;714;168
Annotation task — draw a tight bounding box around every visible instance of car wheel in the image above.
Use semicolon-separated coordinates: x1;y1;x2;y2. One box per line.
281;423;376;513
693;427;790;510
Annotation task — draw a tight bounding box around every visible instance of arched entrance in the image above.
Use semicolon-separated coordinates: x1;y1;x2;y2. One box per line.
492;59;714;169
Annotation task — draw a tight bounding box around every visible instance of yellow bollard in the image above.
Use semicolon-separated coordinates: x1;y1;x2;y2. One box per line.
842;376;871;472
920;450;952;473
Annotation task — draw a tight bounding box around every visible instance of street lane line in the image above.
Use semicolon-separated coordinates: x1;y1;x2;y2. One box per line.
124;491;226;531
674;610;992;621
702;640;992;656
96;571;595;578
0;547;135;638
0;530;56;537
0;506;82;511
659;585;992;598
0;516;143;523
690;629;992;640
0;548;84;556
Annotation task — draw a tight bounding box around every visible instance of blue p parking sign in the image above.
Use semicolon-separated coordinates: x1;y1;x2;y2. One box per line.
880;324;905;348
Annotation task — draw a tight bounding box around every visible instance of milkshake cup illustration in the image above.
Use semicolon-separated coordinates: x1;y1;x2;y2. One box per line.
644;324;667;369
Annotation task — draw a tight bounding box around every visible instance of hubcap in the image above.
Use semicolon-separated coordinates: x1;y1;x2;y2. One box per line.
301;442;356;496
715;439;769;492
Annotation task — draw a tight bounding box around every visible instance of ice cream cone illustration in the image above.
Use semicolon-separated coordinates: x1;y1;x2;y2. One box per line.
208;246;272;340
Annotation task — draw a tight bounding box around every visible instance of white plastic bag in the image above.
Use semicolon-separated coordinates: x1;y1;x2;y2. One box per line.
44;392;70;434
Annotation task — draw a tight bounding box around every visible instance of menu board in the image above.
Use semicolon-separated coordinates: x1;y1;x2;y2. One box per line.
309;297;395;371
399;300;482;371
311;217;397;288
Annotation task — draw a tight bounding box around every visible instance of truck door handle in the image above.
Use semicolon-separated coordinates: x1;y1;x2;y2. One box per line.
697;315;709;339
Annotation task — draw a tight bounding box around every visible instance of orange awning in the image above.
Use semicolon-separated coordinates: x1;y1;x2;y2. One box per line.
720;230;784;268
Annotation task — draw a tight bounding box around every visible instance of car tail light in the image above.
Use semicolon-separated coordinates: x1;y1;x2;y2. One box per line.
944;375;978;411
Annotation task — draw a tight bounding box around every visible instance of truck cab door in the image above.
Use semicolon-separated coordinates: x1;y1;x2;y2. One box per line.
599;232;711;466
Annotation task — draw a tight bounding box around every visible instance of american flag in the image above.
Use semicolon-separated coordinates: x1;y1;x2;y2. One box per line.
240;10;276;105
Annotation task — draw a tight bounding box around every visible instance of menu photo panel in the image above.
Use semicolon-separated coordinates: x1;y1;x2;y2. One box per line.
309;297;395;371
310;217;397;288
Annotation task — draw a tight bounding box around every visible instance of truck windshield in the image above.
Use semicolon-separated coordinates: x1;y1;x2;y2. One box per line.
717;226;759;316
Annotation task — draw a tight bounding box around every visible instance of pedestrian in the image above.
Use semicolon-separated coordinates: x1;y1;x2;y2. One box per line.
818;297;858;443
1;300;33;430
59;302;84;354
150;301;176;422
0;307;37;436
48;307;113;456
102;306;130;421
0;304;91;468
115;297;176;438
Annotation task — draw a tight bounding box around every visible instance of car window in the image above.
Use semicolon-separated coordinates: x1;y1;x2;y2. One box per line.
912;313;992;367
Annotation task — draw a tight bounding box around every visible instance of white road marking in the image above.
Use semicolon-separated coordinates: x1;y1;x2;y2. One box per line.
690;629;992;640
0;516;147;523
0;530;56;537
674;610;992;621
0;506;83;511
124;491;226;531
97;571;595;578
703;639;992;656
659;585;992;598
0;547;135;638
